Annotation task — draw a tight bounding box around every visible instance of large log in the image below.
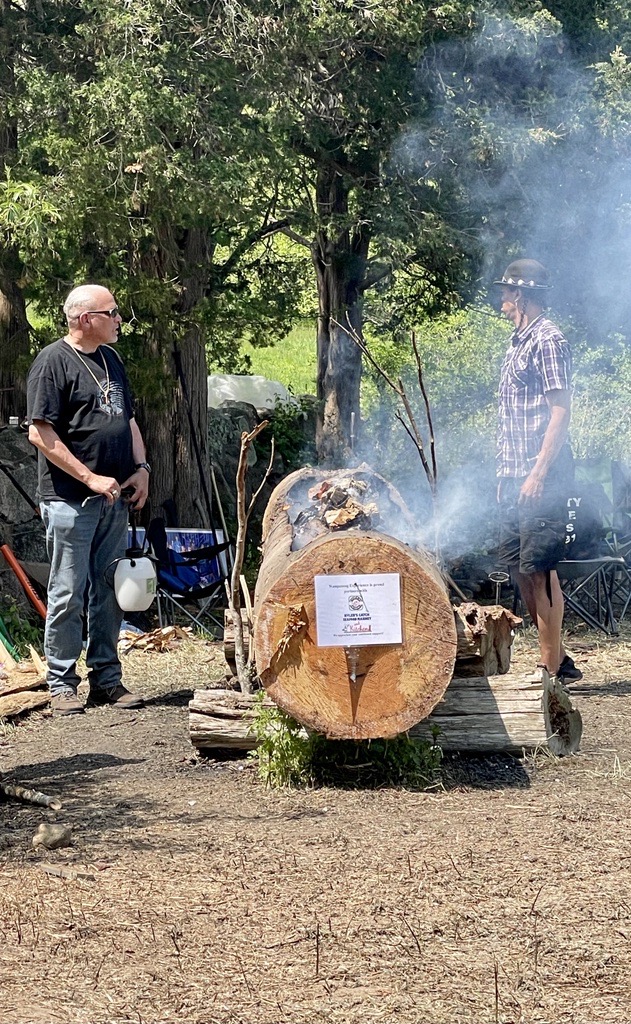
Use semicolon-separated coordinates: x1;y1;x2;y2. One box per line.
189;670;582;757
253;466;458;740
226;600;519;679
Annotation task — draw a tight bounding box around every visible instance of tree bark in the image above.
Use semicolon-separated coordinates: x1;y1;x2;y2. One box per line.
138;224;212;526
189;688;272;751
0;1;30;425
454;603;522;677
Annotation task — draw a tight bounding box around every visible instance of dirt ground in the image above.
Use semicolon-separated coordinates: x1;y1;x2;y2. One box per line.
2;620;631;1024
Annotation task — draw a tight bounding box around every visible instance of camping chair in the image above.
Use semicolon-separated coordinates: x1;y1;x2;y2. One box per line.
557;556;631;635
138;519;232;639
558;469;631;635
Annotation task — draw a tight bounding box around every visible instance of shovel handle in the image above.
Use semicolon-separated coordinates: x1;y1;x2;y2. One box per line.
0;544;47;620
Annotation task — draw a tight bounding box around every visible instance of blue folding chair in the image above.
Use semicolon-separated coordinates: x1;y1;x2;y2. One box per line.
138;519;232;639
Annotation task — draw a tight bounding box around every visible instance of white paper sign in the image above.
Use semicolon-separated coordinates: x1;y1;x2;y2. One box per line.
314;573;402;647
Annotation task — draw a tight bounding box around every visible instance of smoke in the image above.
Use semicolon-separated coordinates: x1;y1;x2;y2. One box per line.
392;10;631;341
360;9;631;568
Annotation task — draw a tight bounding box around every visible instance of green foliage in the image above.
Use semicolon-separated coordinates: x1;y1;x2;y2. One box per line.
249;696;443;790
0;598;44;659
243;325;318;396
265;396;318;474
249;695;313;788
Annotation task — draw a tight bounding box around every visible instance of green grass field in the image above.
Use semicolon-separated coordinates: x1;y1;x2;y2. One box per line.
242;324;317;396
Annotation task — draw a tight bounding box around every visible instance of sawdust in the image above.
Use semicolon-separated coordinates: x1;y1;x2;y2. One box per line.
1;625;631;1024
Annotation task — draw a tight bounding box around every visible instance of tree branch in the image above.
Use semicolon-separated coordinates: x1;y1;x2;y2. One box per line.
336;315;437;497
280;226;312;249
216;218;292;282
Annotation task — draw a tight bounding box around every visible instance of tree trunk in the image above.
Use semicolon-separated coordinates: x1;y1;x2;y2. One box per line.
0;2;30;425
253;466;457;740
138;225;212;527
312;164;370;465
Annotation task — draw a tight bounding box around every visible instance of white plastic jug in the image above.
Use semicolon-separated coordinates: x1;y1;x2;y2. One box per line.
113;556;157;612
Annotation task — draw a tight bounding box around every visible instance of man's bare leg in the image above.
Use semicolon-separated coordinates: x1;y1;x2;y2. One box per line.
513;569;564;675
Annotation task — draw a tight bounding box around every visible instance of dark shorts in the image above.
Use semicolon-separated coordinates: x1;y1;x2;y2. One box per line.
498;448;574;576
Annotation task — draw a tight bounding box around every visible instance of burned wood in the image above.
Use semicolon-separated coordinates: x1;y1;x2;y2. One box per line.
289;466;415;551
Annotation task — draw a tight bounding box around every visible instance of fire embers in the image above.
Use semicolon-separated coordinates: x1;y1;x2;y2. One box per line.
291;476;380;549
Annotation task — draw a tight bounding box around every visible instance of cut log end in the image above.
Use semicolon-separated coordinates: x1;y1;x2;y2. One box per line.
543;672;582;757
253;467;460;740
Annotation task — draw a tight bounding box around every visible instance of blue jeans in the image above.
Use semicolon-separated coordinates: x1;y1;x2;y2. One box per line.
41;497;129;696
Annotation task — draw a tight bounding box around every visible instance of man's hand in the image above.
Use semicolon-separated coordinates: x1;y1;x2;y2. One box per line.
519;470;545;504
87;474;123;505
120;468;149;510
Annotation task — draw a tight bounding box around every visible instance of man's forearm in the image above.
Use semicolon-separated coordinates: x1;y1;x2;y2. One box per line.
531;401;571;482
130;418;146;465
29;421;96;487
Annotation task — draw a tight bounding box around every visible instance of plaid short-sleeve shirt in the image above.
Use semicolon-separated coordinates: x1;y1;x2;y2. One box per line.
497;315;572;479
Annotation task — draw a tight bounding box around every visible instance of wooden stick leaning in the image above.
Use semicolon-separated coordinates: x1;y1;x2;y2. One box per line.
332;316;437;497
225;422;274;694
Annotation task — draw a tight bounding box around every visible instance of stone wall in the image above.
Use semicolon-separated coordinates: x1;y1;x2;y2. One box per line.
0;427;47;608
207;399;317;546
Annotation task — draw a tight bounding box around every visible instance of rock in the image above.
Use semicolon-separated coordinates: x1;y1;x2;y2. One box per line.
32;823;73;851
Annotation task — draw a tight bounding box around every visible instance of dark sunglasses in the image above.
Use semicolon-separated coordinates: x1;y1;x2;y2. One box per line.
86;307;120;318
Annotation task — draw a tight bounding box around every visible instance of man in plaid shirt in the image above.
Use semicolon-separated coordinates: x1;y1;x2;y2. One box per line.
494;259;580;683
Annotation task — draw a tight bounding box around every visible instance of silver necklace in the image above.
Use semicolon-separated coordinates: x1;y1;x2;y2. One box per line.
69;345;111;404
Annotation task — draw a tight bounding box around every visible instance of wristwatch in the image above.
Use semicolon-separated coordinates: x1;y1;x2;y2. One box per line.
135;462;151;473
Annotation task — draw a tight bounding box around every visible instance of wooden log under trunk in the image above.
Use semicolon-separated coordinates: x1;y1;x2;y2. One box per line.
454;603;522;677
412;670;582;756
253;466;457;740
189;688;270;750
188;669;582;757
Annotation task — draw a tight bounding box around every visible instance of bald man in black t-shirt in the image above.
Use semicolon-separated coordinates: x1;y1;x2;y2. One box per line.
27;284;150;716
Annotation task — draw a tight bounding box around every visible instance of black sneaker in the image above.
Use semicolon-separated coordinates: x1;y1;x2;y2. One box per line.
87;684;144;709
558;655;583;682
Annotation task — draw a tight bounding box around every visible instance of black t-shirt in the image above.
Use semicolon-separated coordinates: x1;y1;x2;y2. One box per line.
26;339;136;502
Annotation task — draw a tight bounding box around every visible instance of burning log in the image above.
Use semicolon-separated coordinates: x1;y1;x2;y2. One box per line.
253;466;457;740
